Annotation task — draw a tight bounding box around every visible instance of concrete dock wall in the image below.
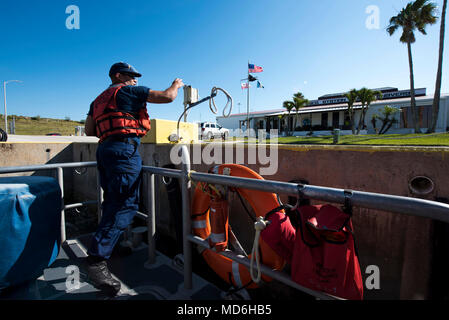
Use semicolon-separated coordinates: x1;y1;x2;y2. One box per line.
1;141;448;299
0;142;74;198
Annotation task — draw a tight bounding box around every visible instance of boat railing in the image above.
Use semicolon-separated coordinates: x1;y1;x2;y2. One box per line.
1;145;449;300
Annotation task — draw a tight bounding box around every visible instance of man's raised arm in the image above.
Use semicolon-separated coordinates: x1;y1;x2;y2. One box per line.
147;78;184;103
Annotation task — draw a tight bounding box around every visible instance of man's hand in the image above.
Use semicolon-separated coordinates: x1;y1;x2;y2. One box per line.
171;78;184;89
147;78;184;103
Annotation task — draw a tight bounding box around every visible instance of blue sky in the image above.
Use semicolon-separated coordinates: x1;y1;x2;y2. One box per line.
0;0;447;123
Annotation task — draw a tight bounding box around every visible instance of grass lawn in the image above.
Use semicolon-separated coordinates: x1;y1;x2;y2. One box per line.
0;115;84;136
2;114;448;146
265;132;449;146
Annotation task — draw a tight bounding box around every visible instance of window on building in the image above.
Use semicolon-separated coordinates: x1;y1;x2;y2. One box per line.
400;105;432;128
399;108;412;128
343;111;350;130
273;117;278;129
321;112;328;129
332;112;340;128
420;105;432;128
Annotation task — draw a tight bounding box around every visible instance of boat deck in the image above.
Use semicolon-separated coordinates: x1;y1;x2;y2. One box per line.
0;234;225;300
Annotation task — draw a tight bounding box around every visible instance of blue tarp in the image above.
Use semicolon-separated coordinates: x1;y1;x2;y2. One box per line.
0;176;61;289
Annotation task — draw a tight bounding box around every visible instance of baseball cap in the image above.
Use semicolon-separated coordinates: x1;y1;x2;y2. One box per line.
109;62;142;77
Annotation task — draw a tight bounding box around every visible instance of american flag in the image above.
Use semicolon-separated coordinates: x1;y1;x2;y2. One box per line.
248;63;263;73
241;82;250;89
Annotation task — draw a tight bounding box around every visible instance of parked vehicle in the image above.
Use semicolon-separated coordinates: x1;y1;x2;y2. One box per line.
198;122;229;140
0;128;8;142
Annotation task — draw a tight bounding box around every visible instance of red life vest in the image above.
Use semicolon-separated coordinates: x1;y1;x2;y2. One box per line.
92;84;151;142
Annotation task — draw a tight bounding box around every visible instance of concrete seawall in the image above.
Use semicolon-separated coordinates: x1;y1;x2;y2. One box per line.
1;141;449;299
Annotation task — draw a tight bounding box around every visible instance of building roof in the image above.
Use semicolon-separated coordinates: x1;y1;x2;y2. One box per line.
317;87;399;100
217;93;449;119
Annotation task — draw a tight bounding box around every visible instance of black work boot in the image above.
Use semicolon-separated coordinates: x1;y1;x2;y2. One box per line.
86;259;121;296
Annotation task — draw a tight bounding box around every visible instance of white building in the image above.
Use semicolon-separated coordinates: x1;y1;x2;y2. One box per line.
217;87;449;136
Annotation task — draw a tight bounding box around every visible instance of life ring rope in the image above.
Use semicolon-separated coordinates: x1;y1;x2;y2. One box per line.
250;217;271;283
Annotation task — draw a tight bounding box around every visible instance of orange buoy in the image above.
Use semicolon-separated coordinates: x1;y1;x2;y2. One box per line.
191;164;286;289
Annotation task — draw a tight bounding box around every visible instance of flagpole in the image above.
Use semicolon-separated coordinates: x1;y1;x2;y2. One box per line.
247;60;250;137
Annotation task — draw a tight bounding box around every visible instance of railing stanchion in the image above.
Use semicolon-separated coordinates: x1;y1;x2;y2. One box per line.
180;145;192;290
96;169;103;224
57;167;66;244
146;172;156;264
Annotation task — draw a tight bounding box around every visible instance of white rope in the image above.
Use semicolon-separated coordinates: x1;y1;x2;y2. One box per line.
209;87;233;118
249;216;270;283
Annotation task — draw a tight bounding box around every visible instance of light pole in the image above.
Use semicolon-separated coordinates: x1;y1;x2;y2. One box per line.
3;80;22;134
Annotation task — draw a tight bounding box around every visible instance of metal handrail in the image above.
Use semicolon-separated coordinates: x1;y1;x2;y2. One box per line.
2;162;448;222
0;161;97;174
141;165;449;223
189;171;449;223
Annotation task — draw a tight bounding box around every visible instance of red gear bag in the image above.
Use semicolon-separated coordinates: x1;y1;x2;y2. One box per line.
291;204;364;300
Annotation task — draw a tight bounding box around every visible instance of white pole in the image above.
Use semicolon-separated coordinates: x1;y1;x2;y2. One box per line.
3;81;7;133
247;61;250;137
180;145;192;289
3;80;22;134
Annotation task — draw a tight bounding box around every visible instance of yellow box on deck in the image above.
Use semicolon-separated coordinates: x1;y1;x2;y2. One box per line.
140;118;199;144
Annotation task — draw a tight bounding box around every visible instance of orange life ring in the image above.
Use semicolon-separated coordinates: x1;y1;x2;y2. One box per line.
191;164;286;289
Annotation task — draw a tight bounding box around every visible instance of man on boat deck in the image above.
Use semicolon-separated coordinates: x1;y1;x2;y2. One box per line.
84;62;184;295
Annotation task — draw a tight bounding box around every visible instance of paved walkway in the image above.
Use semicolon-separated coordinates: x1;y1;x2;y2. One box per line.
5;135;99;143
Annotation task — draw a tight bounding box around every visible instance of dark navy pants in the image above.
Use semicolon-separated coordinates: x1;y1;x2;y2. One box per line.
88;138;142;260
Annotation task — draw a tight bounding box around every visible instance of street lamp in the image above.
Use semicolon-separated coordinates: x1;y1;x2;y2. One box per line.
3;80;22;134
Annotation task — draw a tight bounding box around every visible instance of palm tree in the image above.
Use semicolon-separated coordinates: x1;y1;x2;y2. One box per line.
387;0;438;133
429;0;447;133
292;92;309;132
356;88;383;134
371;114;379;134
282;100;294;136
378;105;401;134
277;114;287;136
343;89;359;134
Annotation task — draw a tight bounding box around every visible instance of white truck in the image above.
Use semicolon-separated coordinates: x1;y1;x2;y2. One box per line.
198;122;229;140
